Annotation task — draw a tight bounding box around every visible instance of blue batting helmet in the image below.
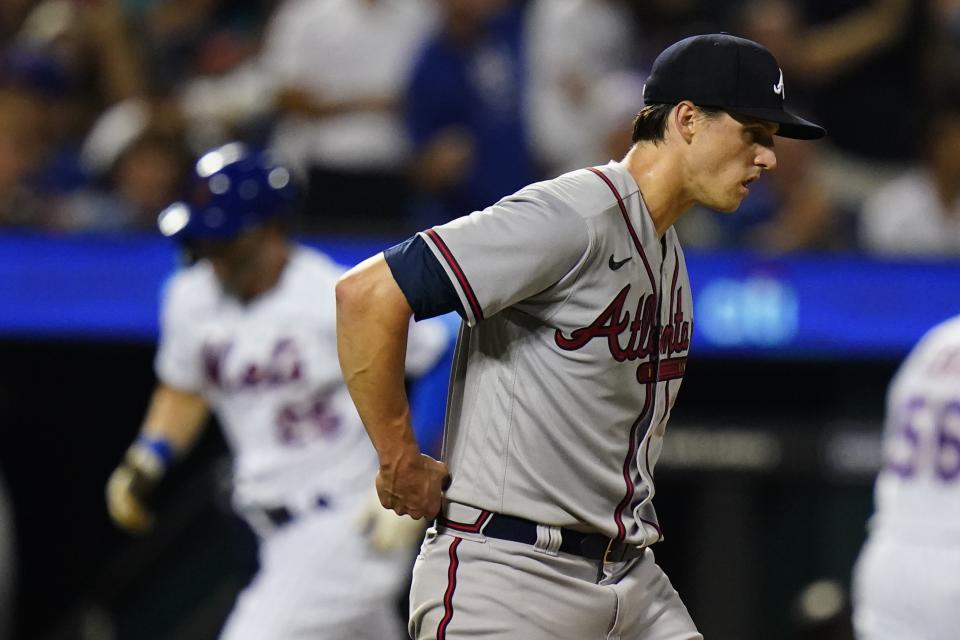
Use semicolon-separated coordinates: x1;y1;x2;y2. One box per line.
157;142;297;241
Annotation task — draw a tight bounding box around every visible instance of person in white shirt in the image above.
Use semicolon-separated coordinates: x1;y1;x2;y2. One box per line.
261;0;437;232
859;100;960;256
525;0;640;176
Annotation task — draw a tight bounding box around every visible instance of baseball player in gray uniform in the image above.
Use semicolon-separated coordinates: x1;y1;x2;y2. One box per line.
336;34;825;639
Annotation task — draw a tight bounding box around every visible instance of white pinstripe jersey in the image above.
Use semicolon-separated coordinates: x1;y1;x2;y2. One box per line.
156;246;448;511
420;161;693;545
871;314;960;540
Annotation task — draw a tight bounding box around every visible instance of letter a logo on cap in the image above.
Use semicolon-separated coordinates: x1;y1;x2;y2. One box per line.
773;69;785;98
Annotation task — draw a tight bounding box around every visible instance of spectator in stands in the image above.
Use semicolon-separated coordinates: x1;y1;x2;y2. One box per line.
668;0;842;254
758;0;919;158
174;35;276;154
524;0;640;176
129;1;290;96
921;0;960;100
11;0;145;123
405;0;535;227
0;86;49;228
131;0;247;95
0;0;149;223
0;0;31;42
1;55;93;210
628;0;725;68
53;128;192;232
122;1;288;155
261;0;436;234
737;0;922;216
589;70;647;171
858;97;960;256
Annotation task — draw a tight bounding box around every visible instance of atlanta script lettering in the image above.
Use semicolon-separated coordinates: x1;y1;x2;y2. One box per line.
554;284;690;383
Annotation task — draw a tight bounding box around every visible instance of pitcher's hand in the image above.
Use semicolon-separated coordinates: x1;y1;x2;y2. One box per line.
376;447;449;520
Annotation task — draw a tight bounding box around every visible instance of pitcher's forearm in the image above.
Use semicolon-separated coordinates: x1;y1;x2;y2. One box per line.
339;322;417;460
336;254;420;461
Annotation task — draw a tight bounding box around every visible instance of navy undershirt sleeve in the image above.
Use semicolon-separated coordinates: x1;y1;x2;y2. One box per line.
384;235;466;321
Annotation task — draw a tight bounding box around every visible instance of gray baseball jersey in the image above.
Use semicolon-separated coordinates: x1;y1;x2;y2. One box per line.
420;160;693;546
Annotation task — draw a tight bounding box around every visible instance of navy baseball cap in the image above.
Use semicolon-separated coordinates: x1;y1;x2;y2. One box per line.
643;34;825;140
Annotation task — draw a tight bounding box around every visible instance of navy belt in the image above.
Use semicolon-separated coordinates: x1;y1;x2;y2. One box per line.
437;512;646;563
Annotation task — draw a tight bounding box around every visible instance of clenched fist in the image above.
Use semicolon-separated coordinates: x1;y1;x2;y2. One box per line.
376;448;449;521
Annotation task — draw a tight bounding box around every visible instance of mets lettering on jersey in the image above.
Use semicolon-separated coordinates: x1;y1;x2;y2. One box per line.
156;247;386;507
419;161;693;546
202;338;305;392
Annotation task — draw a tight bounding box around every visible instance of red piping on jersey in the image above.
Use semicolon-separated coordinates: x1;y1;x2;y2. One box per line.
611;387;652;541
437;537;463;640
586;167;656;286
588;166;661;544
637;247;684;544
425;228;484;322
639;247;684;542
668;246;680;350
441;510;492;533
656;246;682;473
641;433;664;539
639;512;664;539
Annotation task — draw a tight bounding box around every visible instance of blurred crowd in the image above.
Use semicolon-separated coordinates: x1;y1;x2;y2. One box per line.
0;0;958;256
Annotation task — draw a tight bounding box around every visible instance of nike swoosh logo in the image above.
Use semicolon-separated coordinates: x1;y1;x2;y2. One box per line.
608;254;632;270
